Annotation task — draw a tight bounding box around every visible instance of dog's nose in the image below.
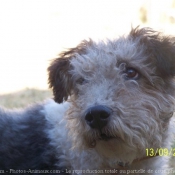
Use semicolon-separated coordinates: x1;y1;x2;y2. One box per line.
85;105;112;130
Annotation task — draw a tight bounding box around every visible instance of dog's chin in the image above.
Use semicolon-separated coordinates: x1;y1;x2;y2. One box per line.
94;136;125;159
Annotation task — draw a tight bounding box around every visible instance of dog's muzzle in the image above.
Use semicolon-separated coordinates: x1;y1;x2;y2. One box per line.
85;105;112;130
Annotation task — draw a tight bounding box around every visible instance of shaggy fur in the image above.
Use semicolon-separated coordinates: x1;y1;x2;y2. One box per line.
0;27;175;175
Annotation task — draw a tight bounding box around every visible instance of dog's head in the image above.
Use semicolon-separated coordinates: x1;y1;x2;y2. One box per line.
48;27;175;161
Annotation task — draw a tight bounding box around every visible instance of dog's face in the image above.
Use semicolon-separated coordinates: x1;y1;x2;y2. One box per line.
48;27;175;161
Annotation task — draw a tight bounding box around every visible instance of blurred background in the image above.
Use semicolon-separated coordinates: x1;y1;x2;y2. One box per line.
0;0;175;107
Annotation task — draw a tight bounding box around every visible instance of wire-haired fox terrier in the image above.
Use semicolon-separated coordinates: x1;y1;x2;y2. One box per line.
0;27;175;175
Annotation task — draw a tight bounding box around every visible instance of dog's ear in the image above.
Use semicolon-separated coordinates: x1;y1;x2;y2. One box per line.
148;34;175;77
48;55;72;103
130;27;175;77
48;40;91;103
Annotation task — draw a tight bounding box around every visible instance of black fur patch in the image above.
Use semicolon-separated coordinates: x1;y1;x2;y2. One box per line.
0;104;69;175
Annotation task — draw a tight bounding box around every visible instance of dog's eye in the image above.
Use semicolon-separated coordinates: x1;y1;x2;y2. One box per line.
77;78;87;85
125;68;139;79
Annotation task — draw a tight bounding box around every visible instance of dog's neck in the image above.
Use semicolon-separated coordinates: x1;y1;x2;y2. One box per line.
117;153;160;168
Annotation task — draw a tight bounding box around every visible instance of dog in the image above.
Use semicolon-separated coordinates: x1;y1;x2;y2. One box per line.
0;27;175;175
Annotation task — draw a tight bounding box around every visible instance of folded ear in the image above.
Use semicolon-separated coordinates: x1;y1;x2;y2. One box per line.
48;40;91;103
130;27;175;77
148;33;175;77
48;55;72;103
